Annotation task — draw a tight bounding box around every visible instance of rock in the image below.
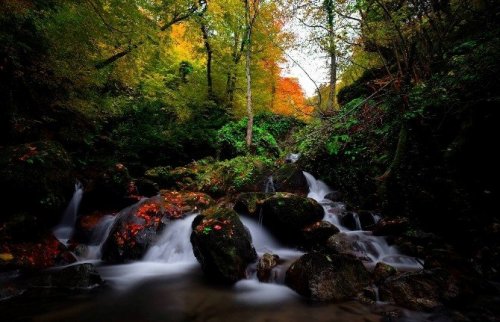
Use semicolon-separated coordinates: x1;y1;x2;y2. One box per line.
260;193;324;243
324;191;343;202
373;217;409;236
191;207;257;284
29;263;103;289
302;221;340;248
379;270;444;311
0;235;76;272
358;211;378;230
341;212;361;230
257;253;280;282
134;178;159;197
0;141;74;234
101;191;213;263
81;163;135;213
233;192;272;217
271;163;309;195
373;262;397;285
326;233;370;260
285;253;370;301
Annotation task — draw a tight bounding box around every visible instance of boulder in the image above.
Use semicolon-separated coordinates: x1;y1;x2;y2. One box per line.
379;270;444;311
302;221;340;249
326;233;369;260
0;141;74;234
134;178;159;197
373;217;409;236
285;253;370;301
28;263;103;289
324;191;343;202
373;262;397;285
271;163;309;195
80;163;135;213
0;234;76;272
233;192;272;217
341;212;362;231
257;253;280;283
191;207;257;284
358;211;378;230
101;191;213;263
260;193;324;243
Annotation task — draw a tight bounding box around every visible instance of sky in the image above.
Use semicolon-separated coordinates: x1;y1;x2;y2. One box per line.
281;15;329;98
282;48;328;98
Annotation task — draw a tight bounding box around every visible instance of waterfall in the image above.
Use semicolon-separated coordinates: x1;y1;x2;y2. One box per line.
303;171;331;201
303;171;423;270
84;214;118;260
144;214;198;263
264;175;276;193
53;181;84;245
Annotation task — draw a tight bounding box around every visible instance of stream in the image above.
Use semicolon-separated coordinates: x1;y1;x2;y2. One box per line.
2;173;431;322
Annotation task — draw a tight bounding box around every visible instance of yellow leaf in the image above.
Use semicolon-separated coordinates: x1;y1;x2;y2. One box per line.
0;253;14;261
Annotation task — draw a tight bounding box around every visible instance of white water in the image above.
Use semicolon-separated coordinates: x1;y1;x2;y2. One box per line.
53;182;83;244
144;214;198;263
264;175;276;193
303;171;423;271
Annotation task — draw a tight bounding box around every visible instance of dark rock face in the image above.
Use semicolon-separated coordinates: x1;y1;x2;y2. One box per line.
341;212;361;231
0;141;74;234
134;178;160;197
81;163;135;213
372;262;397;285
373;217;409;236
379;270;444;311
101;191;213;263
190;207;257;284
260;193;324;243
326;233;365;259
285;253;370;301
0;235;76;272
302;221;340;249
324;191;343;202
271;164;309;195
29;263;103;289
257;253;280;282
233;192;272;217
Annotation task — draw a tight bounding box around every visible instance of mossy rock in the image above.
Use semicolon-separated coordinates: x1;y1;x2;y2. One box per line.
285;252;370;301
260;193;324;244
102;191;214;263
0;141;74;234
271;163;309;195
233;192;273;217
190;207;257;284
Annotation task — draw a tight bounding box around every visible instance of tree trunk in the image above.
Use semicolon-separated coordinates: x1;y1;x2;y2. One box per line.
244;3;253;149
325;0;336;113
200;23;213;98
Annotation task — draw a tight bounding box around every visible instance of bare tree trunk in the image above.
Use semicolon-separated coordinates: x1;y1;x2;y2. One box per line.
200;23;213;98
325;0;336;113
244;0;253;149
245;41;253;149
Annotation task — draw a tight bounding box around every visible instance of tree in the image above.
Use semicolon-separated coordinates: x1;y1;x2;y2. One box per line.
243;0;261;149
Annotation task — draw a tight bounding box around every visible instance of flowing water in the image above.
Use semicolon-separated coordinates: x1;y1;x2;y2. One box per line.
28;173;430;321
53;182;83;245
303;171;423;271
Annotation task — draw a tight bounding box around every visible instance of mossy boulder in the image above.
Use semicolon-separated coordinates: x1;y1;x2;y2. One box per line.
302;221;340;249
190;207;257;284
101;191;214;263
257;253;280;283
271;163;309;195
0;141;74;233
285;253;370;301
260;193;324;243
233;192;273;217
28;263;103;289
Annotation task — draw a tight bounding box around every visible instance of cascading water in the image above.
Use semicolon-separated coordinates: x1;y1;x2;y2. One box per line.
144;214;198;263
264;175;276;193
303;171;423;271
53;181;84;245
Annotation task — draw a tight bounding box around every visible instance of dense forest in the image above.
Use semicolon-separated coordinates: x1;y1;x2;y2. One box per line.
1;1;499;321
